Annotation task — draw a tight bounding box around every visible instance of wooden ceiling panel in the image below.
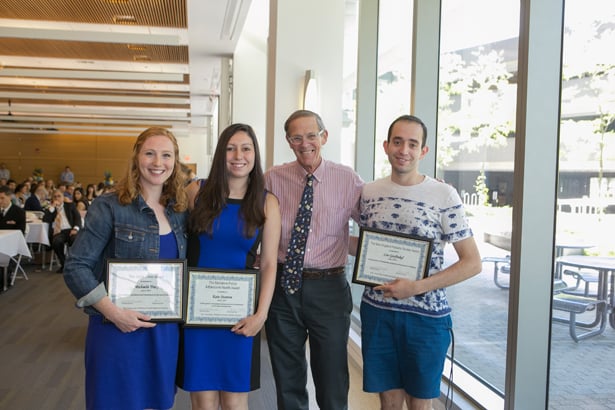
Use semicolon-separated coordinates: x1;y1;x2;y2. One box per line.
0;39;188;63
0;0;186;28
0;0;251;138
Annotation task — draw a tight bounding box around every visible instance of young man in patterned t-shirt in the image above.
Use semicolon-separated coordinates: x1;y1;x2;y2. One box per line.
355;115;482;410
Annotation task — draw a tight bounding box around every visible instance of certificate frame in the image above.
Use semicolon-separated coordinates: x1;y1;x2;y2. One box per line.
106;259;186;322
352;226;433;287
184;268;258;328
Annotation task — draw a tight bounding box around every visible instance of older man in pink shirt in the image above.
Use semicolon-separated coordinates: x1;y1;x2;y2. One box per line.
264;110;364;410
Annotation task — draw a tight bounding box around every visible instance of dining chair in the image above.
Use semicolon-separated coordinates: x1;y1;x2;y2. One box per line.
9;254;28;285
0;252;28;289
48;248;61;271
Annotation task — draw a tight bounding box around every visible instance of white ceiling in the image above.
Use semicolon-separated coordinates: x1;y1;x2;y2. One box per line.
0;0;252;138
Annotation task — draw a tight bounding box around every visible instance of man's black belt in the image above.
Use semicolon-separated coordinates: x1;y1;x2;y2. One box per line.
277;264;346;279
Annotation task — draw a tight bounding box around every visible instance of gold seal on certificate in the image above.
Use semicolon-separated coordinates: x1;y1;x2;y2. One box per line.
106;259;186;322
352;227;433;287
184;269;258;327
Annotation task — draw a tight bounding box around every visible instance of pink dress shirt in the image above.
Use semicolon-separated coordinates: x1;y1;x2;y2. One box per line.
265;159;363;269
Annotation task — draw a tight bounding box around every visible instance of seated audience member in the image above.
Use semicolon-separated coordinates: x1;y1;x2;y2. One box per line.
4;180;17;205
0;185;26;233
22;181;32;200
25;185;48;211
43;189;82;273
75;200;87;227
45;179;55;193
34;180;47;193
64;184;75;202
73;187;89;211
6;179;17;193
95;182;105;197
180;163;197;186
75;199;87;213
85;184;96;205
97;183;113;196
13;183;29;208
56;183;69;202
72;187;85;203
36;180;48;200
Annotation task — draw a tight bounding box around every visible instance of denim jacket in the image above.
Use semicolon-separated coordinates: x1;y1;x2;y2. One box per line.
63;193;187;315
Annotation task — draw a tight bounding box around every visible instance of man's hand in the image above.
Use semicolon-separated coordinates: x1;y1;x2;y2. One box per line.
374;278;421;300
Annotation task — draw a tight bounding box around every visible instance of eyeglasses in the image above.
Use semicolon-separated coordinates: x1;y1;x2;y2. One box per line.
287;130;324;145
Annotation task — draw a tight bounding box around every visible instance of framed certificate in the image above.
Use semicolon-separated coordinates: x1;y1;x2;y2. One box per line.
106;259;186;322
184;269;258;327
352;226;433;287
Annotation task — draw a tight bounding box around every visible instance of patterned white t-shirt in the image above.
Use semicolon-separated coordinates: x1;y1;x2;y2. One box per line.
360;175;473;318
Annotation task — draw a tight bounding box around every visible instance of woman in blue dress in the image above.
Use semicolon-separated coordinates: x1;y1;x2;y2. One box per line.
64;127;188;410
178;123;281;410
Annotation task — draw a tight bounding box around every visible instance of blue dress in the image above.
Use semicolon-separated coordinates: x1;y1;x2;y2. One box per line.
178;198;262;392
84;232;180;410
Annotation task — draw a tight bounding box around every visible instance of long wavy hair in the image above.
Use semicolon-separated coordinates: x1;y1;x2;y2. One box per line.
115;127;188;212
189;123;265;237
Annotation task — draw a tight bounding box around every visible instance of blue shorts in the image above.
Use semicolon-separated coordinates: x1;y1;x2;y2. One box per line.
360;302;452;399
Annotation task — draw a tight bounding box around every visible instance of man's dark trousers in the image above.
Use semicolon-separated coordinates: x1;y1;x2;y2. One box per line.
265;269;352;410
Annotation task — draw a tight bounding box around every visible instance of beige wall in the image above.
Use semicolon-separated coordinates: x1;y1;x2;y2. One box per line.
0;133;135;186
265;0;346;168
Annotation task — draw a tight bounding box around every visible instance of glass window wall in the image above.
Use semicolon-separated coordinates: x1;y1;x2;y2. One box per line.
550;1;615;408
350;0;614;407
348;0;414;312
437;0;519;398
373;0;413;179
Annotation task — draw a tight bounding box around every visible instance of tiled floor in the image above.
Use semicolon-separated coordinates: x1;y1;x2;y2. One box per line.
447;238;615;410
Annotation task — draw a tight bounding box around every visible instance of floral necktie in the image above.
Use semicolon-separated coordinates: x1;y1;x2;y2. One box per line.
281;174;314;294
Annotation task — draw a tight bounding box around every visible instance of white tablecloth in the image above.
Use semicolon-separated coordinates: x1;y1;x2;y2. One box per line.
0;230;32;291
26;221;50;247
0;230;32;259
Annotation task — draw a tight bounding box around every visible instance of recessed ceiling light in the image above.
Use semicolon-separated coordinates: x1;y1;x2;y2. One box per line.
133;55;151;62
113;15;137;24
